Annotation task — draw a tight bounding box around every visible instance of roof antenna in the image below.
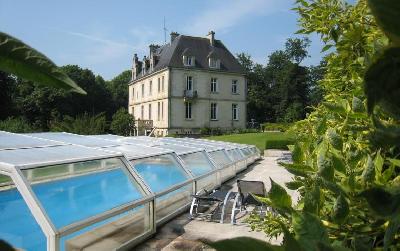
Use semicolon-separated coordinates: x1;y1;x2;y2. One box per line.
163;17;168;44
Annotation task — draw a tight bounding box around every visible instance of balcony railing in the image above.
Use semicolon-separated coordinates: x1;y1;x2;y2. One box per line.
183;90;198;101
135;119;153;129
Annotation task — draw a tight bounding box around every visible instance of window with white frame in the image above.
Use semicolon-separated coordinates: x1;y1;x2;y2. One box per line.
149;81;152;96
210;78;218;93
186;76;193;90
141;105;144;119
132;87;134;100
232;104;239;120
148;104;152;119
185;102;192;119
162;76;165;92
209;58;220;69
232;80;238;94
210;103;217;120
158;78;161;92
141;84;144;97
183;56;195;66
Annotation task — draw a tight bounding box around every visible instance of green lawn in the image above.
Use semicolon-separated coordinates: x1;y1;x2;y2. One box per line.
203;132;294;151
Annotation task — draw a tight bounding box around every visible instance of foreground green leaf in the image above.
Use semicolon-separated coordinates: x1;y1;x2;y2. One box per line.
317;147;334;181
362;155;375;183
0;32;86;94
303;184;321;215
359;187;400;218
332;194;349;225
269;178;292;210
368;0;400;45
364;47;400;116
325;128;343;150
384;216;400;250
278;222;303;251
292;211;330;251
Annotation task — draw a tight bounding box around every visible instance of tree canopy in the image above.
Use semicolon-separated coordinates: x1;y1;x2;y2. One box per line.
0;65;131;132
238;37;324;124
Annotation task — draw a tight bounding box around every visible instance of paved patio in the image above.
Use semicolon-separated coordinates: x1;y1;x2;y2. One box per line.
136;150;298;251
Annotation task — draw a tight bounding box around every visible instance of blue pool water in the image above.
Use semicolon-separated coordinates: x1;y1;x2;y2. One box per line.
1;162;191;251
0;168;142;251
134;163;188;193
0;186;45;251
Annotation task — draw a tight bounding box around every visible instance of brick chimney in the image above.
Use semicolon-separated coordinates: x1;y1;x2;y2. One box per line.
207;31;215;46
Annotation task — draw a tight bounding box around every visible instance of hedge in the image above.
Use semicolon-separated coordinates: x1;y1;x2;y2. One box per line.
265;137;295;150
261;122;292;132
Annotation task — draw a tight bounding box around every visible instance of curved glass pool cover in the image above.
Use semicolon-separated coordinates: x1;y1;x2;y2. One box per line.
0;132;260;250
157;138;236;182
0;133;153;251
177;138;249;172
98;144;194;224
178;137;260;162
94;137;220;193
27;133;198;225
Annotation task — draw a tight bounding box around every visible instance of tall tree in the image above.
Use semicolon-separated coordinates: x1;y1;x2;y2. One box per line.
106;70;131;111
0;71;16;120
238;37;316;123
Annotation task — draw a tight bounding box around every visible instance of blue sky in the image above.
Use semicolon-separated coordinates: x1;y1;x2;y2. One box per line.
0;0;325;80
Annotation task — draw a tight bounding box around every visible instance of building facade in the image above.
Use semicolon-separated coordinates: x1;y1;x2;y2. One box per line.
128;31;246;136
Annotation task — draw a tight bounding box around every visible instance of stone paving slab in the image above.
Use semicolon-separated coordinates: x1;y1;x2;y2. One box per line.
135;151;298;251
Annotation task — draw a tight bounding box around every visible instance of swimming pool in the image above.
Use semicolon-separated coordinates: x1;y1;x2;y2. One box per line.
0;168;143;251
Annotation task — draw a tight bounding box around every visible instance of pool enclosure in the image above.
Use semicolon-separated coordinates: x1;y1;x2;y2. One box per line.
182;138;261;164
92;144;195;225
0;132;154;251
0;131;260;251
175;138;249;173
91;135;220;193
27;132;196;226
157;138;237;183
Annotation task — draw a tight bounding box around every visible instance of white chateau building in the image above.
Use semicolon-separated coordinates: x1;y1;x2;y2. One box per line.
128;31;246;136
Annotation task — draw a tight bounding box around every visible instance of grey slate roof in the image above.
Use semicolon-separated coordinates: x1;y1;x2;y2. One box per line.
135;35;244;81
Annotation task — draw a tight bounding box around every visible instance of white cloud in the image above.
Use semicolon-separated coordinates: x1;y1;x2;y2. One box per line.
50;27;161;78
185;0;287;36
62;30;134;49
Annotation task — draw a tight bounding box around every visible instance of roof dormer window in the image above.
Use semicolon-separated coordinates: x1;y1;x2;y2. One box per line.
182;48;195;67
183;55;195;66
209;57;220;69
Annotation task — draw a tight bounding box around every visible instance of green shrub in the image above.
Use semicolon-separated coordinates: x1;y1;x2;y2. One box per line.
50;113;107;135
200;127;211;135
110;108;134;136
0;117;36;133
210;127;223;136
261;122;292;132
265;137;295;150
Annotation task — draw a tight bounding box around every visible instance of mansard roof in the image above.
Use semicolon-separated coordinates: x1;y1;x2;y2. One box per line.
134;34;244;81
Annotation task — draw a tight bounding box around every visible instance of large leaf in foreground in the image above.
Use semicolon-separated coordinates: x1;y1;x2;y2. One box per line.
364;47;400;116
269;178;292;209
292;211;330;251
0;32;86;94
359;187;400;218
368;0;400;45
